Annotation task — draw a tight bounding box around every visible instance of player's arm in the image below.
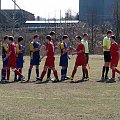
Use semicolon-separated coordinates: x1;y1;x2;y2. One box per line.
3;51;12;61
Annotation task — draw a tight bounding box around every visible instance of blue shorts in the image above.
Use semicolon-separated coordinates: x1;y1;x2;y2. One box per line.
30;58;40;65
17;58;24;68
59;55;68;67
3;59;8;68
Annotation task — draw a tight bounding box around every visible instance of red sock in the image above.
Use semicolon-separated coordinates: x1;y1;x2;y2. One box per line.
7;69;10;80
115;68;120;74
53;70;58;79
112;69;115;78
85;68;88;78
71;69;77;78
40;71;46;79
14;70;23;78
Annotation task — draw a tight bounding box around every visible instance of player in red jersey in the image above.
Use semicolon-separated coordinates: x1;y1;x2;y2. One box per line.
70;36;89;81
36;35;59;83
3;36;25;81
106;35;120;83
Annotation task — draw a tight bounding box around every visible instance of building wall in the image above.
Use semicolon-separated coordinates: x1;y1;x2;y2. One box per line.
79;0;114;24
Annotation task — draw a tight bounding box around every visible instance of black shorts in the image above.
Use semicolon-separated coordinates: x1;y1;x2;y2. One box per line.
104;51;111;62
85;53;89;64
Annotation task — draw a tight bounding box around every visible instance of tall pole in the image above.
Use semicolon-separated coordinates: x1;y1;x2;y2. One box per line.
14;0;16;10
0;0;1;10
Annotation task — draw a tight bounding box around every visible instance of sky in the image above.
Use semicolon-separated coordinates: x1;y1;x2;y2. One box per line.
1;0;79;18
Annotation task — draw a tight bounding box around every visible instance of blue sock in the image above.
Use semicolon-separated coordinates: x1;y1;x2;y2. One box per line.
28;69;32;80
1;69;6;80
64;68;67;78
36;69;39;78
61;69;64;79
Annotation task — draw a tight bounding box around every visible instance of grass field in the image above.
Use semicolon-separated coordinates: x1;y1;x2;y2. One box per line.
0;55;120;120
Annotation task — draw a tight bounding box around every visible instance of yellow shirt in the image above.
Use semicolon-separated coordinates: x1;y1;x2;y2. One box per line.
103;36;111;51
81;39;89;53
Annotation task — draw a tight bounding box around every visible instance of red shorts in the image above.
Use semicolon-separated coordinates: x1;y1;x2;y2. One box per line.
45;57;55;68
75;56;86;66
8;59;17;68
110;56;119;67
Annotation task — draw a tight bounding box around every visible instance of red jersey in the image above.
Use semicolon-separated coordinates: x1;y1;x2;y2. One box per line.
45;42;55;67
76;43;85;57
8;43;17;68
75;43;86;66
110;42;119;57
46;42;54;58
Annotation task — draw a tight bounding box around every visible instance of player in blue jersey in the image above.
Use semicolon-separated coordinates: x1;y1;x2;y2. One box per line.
27;35;42;82
59;35;71;81
14;36;25;82
1;35;9;83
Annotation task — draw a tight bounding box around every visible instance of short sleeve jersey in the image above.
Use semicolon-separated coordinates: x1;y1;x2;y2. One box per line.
103;36;111;51
76;43;85;57
2;42;8;58
46;42;54;58
8;43;17;60
81;39;89;53
110;42;119;57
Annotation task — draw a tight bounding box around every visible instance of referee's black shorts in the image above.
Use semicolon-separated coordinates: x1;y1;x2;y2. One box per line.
104;51;111;62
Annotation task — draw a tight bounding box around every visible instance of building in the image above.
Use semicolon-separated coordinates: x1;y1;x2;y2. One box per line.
0;9;35;28
79;0;118;24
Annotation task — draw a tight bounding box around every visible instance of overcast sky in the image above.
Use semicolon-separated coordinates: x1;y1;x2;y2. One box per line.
1;0;79;18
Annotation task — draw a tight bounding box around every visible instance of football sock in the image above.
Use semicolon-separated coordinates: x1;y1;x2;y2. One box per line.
112;69;115;78
71;69;77;78
36;69;39;78
14;72;17;80
7;69;10;80
28;69;32;80
82;67;85;78
1;69;6;80
61;69;64;79
102;66;105;77
47;69;51;78
64;68;67;77
18;69;22;80
115;68;120;74
105;67;109;78
40;71;46;79
53;70;59;79
85;68;88;78
14;70;23;78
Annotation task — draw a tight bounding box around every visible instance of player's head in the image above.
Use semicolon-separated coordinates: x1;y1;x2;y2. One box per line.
4;35;9;42
110;35;115;43
8;36;14;44
45;35;51;43
107;30;113;38
49;31;55;41
18;36;23;43
83;33;88;40
63;35;69;43
75;36;82;44
34;34;39;42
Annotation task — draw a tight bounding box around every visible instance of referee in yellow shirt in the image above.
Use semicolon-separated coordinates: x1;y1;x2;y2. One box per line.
81;33;89;80
100;30;112;82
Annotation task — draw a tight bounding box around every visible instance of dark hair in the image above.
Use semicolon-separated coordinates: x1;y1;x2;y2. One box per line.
83;33;88;37
4;35;9;41
34;34;39;39
63;35;68;40
107;30;112;35
8;36;14;42
49;31;55;36
76;36;82;41
110;35;115;40
46;35;51;41
18;36;23;42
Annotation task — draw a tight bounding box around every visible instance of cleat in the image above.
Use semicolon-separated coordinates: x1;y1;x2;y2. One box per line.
106;78;116;83
1;79;6;84
105;76;109;80
97;77;105;82
52;79;59;83
36;77;42;81
21;76;25;81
